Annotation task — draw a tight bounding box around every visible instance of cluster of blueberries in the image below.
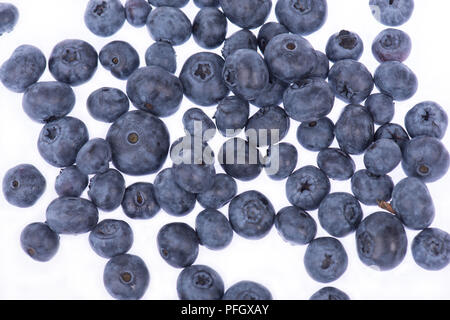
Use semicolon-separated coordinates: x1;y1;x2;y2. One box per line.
1;0;449;301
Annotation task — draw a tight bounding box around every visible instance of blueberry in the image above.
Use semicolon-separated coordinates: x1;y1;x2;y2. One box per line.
177;265;224;300
121;182;160;219
275;206;317;245
317;148;355;181
145;41;177;73
221;29;257;59
245;106;290;147
214;96;249;137
172;156;216;194
405;101;448;139
76;138;112;175
46;197;99;234
264;33;317;83
197;173;237;209
219;0;271;29
218;138;263;181
103;254;149;300
296;118;335;152
283;78;335;122
89;219;133;258
99;41;140;80
374;123;410;151
180;52;229;106
326;30;364;62
87;87;130;123
286;166;330;210
364;138;402;175
369;0;414;26
157;222;199;268
257;22;289;54
351;169;393;206
154;168;197;216
148;0;189;7
106;111;170;175
335;104;374;155
264;142;298;181
392;177;434;230
310;50;330;79
37;117;89;168
182;108;216;141
193;7;227;49
88;169;125;212
249;76;288;109
223;49;269;101
84;0;125;37
125;0;152;27
0;2;18;35
372;28;411;62
195;209;233;250
304;237;348;283
364;93;394;125
194;0;219;8
401;136;450;183
356;211;407;271
170;135;215;164
55;165;88;198
223;281;272;300
275;0;328;35
228;190;275;240
318;193;363;238
310;287;350;300
0;45;46;93
374;61;418;101
20;222;59;262
49;39;98;86
3;164;46;208
412;228;450;271
328;59;374;104
126;66;183;117
146;6;191;46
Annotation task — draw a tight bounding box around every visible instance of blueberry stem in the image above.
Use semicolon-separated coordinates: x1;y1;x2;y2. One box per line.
377;200;396;214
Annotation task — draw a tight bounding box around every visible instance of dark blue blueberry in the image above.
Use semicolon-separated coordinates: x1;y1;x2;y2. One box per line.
286;165;330;210
401;136;449;183
125;0;152;27
84;0;125;37
264;142;298;181
89;219;133;258
328;59;374;104
194;0;219;7
87;87;129;123
326;30;364;62
351;169;393;206
228;190;275;240
374;61;418;101
356;211;407;271
193;7;227;49
197;173;237;209
46;197;99;234
182;108;216;141
283;78;335;122
214;96;249;137
157;222;199;268
297;118;335;152
264;33;317;83
177;265;224;300
122;182;160;219
221;29;257;59
369;0;414;26
146;6;191;46
318;192;363;238
310;50;329;79
392;177;434;230
275;206;316;245
154;168;197;216
257;22;289;54
310;287;350;300
412;228;450;271
245;106;290;147
48;39;98;86
364;93;394;125
304;237;348;283
88;169;125;211
76;138;112;175
99;41;140;80
37;116;89;168
317;148;355;181
20;222;59;262
223;281;272;300
55;165;88;198
196;209;233;250
126;66;183;117
0;3;18;35
149;0;189;6
335;104;374;155
249;77;287;109
372;28;411;62
405;101;448;140
103;254;149;300
0;45;46;93
180;52;229;106
275;0;327;35
3;164;46;208
172;157;216;194
145;41;177;73
219;0;271;29
374;123;410;151
364;139;401;175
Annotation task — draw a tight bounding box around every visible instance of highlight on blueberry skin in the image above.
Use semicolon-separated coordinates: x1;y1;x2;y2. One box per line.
0;2;19;35
84;0;125;37
20;222;60;262
89;219;133;259
177;264;224;300
223;281;273;300
412;228;450;271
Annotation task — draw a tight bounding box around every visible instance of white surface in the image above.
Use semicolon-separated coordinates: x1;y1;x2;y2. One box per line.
0;0;449;300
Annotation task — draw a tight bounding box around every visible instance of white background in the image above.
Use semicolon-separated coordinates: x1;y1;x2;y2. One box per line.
0;0;449;300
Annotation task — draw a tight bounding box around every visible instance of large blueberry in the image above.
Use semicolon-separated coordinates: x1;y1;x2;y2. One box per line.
99;41;140;80
193;7;227;49
275;0;327;35
20;222;59;262
121;182;160;219
84;0;125;37
219;0;271;29
275;206;317;245
87;87;130;123
351;169;393;206
374;61;417;101
146;6;191;46
405;101;448;140
89;219;133;258
88;169;126;212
